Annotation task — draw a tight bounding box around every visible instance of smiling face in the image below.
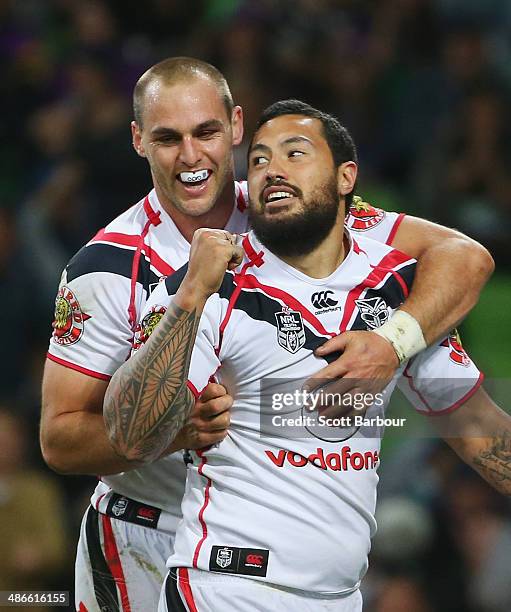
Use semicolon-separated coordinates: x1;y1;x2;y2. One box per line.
132;75;243;217
247;114;350;257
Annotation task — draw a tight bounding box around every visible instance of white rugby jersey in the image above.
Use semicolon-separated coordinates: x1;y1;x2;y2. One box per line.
139;230;482;594
46;187;405;531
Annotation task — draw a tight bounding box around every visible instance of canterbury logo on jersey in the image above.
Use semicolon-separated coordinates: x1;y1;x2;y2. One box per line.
310;290;340;312
265;446;379;471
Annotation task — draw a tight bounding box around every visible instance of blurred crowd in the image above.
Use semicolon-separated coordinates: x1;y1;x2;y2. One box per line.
1;1;510;610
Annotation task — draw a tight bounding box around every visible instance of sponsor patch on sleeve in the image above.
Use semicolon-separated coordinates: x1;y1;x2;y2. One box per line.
132;305;167;351
440;329;471;366
51;286;91;346
346;196;385;231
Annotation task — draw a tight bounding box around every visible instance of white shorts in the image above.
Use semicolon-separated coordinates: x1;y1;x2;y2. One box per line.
159;568;363;612
75;505;174;612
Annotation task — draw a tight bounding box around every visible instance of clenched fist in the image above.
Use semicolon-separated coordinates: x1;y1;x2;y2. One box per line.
183;228;244;300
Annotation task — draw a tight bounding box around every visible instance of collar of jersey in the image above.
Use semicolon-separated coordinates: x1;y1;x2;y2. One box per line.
147;188;241;246
247;228;367;286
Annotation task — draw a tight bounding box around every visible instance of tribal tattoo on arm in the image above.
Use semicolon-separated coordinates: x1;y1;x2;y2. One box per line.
472;432;511;496
104;301;201;463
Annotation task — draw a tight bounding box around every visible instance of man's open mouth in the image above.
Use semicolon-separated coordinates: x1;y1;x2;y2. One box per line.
262;184;298;204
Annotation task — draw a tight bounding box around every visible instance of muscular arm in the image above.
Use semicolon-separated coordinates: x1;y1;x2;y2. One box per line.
437;387;511;496
41;359;231;475
40;360;137;475
391;216;494;344
103;296;202;464
103;227;242;464
308;215;494;397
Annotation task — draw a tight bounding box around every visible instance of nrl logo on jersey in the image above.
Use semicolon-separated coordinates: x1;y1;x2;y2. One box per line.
111;496;128;517
355;297;390;329
132;306;167;351
275;307;306;353
216;547;234;569
347;196;385;231
52;286;91;346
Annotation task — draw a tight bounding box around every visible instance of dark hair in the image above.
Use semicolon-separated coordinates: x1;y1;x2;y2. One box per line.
255;99;358;167
133;57;234;127
253;100;357;206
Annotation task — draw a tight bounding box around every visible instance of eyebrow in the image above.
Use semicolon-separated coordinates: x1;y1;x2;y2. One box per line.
282;136;313;146
249;135;314;155
150;119;225;139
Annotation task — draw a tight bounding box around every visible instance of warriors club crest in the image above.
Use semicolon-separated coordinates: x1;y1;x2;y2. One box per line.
52;286;91;346
355;297;390;329
275;307;306;354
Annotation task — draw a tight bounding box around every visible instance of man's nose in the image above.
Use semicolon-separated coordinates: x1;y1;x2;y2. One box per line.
179;137;202;167
265;157;288;183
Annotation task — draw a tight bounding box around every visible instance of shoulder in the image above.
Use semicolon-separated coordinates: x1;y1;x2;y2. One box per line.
66;196;151;283
353;233;416;298
345;197;387;232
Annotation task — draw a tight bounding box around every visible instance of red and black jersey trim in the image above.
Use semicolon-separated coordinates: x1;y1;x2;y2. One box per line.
164;265;340;362
163;259;415;361
348;261;416;331
164;572;188;612
84;506;121;612
66;243;161;297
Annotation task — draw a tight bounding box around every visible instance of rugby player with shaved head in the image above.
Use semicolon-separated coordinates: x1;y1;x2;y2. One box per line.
40;58;493;611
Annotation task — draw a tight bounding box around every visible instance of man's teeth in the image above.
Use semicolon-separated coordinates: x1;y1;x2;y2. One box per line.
267;191;294;202
179;170;209;183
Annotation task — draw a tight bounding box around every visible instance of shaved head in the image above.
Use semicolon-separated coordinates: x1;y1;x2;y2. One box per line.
133;57;234;127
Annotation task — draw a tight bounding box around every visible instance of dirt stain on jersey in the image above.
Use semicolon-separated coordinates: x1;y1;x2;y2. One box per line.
129;549;163;581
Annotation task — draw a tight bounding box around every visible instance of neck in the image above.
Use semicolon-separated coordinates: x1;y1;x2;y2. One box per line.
155;176;236;243
279;210;348;278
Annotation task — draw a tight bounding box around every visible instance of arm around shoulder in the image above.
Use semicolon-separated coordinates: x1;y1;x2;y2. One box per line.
390;215;494;344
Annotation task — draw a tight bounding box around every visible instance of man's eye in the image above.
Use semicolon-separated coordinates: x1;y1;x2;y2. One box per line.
199;130;217;139
157;136;179;144
252;156;268;166
289;150;304;158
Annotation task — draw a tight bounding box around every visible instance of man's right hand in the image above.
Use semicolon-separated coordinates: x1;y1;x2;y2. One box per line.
181;229;244;300
168;382;232;452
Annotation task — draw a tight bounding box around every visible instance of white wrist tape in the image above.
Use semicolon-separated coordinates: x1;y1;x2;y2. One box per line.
373;310;427;364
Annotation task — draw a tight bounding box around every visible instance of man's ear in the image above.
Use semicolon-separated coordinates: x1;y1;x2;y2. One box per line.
131;121;146;157
231;106;244;146
337;161;358;196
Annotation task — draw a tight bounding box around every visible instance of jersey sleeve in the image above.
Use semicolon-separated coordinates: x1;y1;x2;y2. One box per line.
187;296;223;397
345;196;405;245
397;330;483;415
47;247;137;380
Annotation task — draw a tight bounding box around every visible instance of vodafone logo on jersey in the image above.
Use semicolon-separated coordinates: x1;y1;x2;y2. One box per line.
51;286;91;346
346;196;385;231
265;446;379;471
